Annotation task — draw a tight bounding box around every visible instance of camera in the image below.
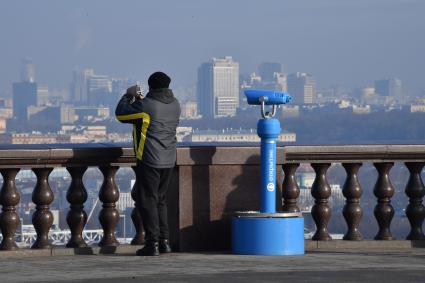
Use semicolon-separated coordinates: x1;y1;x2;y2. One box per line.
136;84;144;99
136;84;142;95
244;89;292;105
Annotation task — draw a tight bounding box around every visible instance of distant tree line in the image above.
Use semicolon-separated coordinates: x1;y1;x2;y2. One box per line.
181;109;425;145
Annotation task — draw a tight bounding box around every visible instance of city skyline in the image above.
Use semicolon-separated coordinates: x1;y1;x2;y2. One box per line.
0;1;424;146
0;0;424;96
5;56;411;114
1;55;411;101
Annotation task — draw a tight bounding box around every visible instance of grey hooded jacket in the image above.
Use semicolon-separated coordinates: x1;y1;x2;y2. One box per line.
115;88;181;168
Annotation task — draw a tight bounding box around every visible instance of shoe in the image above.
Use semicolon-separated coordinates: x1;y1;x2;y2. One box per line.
136;242;159;256
159;239;172;253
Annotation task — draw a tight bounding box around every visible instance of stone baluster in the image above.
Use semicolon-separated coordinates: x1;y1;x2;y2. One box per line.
66;166;88;248
0;168;21;250
373;162;395;240
311;163;332;241
282;163;300;212
31;168;54;249
130;166;144;245
404;162;425;240
342;163;363;240
98;166;120;247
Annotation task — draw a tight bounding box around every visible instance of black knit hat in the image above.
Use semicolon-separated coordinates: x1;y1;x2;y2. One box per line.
148;72;171;90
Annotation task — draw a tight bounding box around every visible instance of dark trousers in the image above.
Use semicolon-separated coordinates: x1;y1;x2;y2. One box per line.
136;161;174;243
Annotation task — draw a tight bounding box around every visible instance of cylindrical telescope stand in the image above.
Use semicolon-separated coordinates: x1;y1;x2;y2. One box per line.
231;101;304;255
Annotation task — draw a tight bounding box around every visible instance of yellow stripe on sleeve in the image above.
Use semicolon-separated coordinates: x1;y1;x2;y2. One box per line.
116;112;148;122
136;113;151;160
117;112;151;160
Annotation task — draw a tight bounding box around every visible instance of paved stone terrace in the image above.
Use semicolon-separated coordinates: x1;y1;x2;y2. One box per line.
1;248;425;282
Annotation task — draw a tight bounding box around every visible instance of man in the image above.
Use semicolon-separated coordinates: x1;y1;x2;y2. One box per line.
115;72;181;256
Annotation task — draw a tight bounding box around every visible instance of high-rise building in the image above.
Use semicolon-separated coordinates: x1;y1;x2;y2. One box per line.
360;87;377;104
87;75;112;106
60;105;76;124
37;85;50;106
374;78;402;101
197;56;239;118
287;72;316;104
197;62;213;118
180;101;198;119
20;57;35;83
13;82;37;120
275;73;287;92
258;62;282;82
70;68;94;104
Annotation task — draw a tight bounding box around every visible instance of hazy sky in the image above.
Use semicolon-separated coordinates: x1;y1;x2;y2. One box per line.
0;0;424;94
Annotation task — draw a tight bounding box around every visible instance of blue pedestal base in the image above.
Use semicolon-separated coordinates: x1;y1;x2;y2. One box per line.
232;212;304;256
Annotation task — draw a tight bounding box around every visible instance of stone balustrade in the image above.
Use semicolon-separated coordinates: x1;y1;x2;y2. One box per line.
0;144;424;252
283;145;425;242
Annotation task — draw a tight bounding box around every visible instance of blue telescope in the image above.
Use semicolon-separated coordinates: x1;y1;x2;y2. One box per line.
231;89;304;256
245;89;292;105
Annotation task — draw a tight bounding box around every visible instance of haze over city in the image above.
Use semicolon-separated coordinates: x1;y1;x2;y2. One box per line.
1;0;424;94
1;3;425;278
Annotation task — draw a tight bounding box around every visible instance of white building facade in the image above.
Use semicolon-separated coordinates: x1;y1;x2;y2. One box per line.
197;56;239;118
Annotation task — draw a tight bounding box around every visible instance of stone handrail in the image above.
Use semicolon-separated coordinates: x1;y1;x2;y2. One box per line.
0;143;424;251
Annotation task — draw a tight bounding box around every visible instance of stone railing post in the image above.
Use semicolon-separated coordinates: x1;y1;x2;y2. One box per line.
282;163;300;212
66;166;88;248
311;163;332;241
373;162;395;240
404;162;425;240
31;168;54;249
342;163;363;240
98;166;120;247
130;166;144;245
0;168;21;250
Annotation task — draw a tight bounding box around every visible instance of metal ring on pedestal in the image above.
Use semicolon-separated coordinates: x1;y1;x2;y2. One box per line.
234;211;302;218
